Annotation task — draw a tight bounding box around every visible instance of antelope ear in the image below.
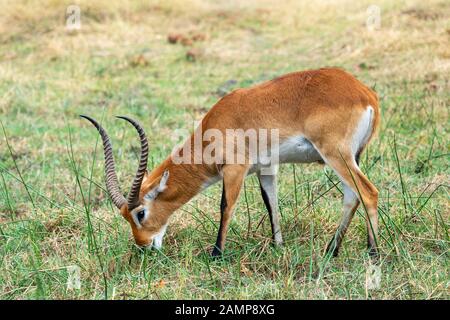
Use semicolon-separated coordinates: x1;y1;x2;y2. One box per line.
157;170;169;192
144;170;169;201
142;170;150;184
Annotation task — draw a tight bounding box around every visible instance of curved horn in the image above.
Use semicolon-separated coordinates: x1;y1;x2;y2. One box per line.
80;115;127;210
116;116;149;210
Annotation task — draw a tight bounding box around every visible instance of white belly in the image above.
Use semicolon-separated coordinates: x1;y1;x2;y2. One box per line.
203;135;323;184
249;135;323;175
278;135;322;164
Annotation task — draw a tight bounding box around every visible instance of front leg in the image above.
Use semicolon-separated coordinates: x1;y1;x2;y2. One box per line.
257;170;283;246
212;164;249;257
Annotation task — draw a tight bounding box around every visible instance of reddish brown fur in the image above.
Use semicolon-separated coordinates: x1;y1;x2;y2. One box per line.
122;67;380;255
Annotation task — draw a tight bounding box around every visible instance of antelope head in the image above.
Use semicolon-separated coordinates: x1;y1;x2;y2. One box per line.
80;115;170;249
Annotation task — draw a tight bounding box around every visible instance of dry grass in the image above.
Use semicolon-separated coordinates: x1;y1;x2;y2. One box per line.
0;0;449;299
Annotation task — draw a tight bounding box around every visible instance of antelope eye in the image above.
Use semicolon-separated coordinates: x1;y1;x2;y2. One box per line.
136;210;145;223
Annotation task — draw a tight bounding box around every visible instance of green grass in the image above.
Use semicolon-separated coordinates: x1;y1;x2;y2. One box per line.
0;0;449;299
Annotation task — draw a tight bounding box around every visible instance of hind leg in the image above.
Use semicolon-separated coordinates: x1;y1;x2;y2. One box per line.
326;183;360;256
318;148;379;259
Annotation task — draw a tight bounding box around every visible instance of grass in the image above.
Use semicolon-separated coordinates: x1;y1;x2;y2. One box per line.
0;0;449;299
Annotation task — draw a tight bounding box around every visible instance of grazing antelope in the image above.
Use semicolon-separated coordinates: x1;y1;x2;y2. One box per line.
81;67;380;258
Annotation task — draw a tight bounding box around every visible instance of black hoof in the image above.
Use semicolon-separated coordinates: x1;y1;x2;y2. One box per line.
368;247;379;263
272;240;283;248
211;246;222;257
367;237;379;262
325;240;340;257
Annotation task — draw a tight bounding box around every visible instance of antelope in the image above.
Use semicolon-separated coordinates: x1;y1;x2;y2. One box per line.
81;67;380;259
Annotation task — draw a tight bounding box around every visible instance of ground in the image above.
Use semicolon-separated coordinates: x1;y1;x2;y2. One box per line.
0;0;448;299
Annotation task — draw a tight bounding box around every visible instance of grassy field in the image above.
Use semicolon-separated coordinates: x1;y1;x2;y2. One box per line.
0;0;449;299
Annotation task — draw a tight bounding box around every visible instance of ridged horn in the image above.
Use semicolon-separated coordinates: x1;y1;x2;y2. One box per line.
80;115;127;210
116;116;149;210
